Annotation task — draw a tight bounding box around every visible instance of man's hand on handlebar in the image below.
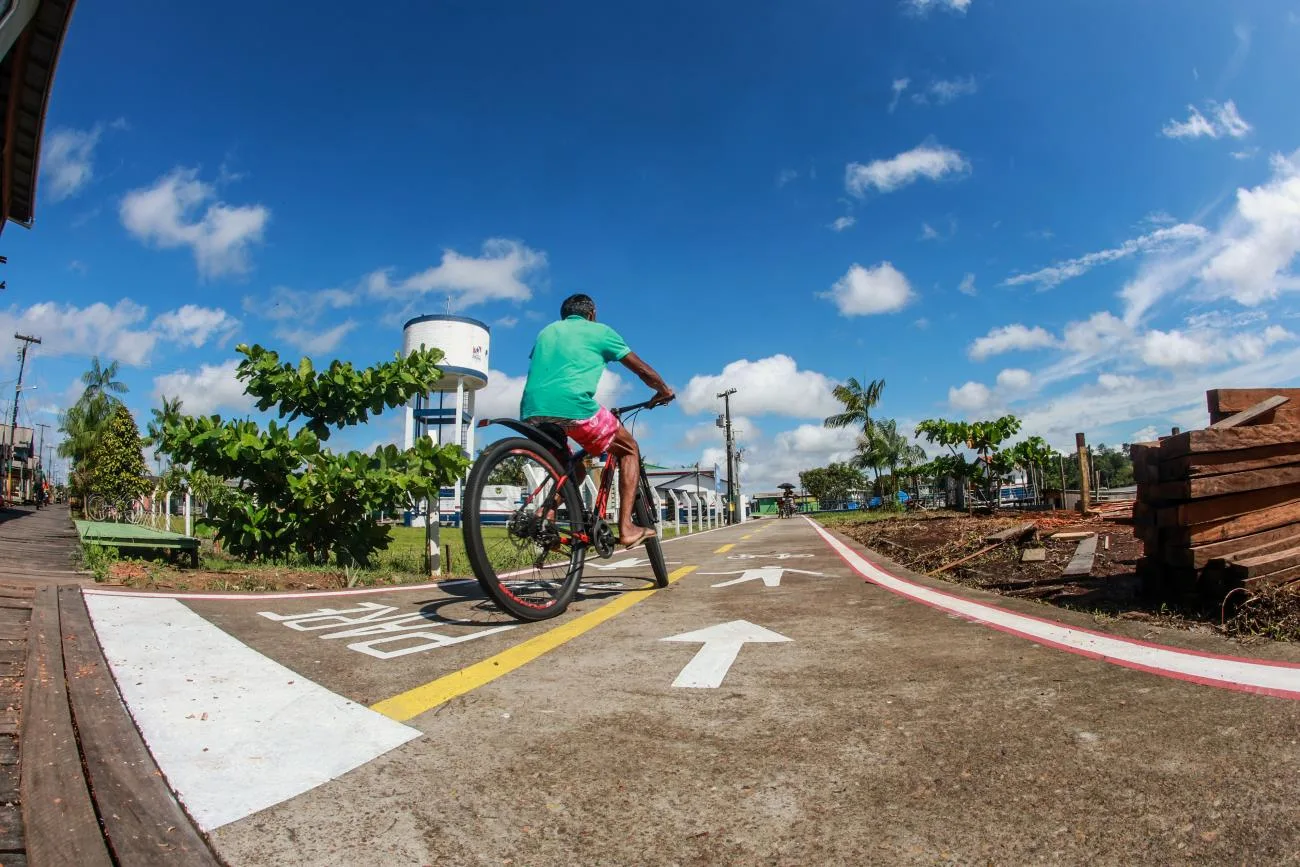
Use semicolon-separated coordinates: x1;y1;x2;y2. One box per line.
649;387;676;408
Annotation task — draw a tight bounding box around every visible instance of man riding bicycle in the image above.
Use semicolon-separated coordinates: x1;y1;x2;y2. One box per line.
520;293;674;549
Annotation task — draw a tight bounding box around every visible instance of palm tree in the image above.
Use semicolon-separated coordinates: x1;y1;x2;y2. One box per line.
81;356;128;405
146;395;184;468
825;377;886;438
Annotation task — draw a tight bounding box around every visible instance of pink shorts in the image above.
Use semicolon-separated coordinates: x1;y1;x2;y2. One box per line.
565;407;620;456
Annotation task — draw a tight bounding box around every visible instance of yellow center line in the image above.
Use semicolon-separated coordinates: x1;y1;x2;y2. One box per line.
714;543;735;553
371;565;699;722
741;533;752;539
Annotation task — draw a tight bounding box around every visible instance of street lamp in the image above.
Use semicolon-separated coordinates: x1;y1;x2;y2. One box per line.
716;388;737;523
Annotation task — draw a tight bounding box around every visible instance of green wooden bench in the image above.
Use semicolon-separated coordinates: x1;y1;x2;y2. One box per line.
74;521;201;567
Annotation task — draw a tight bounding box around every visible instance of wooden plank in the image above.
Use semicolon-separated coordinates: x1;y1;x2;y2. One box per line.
1207;394;1290;430
1153;464;1300;501
1228;546;1300;580
1159;441;1300;481
0;626;24;642
931;542;1003;575
1062;535;1099;577
1156;483;1300;528
57;587;221;866
1166;500;1300;547
1213;531;1300;566
0;801;21;852
1021;548;1046;562
1160;422;1300;460
19;585;113;867
984;522;1035;544
1169;522;1300;569
1208;388;1300;424
1243;563;1300;589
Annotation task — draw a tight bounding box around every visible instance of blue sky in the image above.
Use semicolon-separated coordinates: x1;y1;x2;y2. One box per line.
6;0;1300;489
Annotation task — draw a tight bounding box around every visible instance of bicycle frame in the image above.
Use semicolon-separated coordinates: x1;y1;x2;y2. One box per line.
481;400;662;551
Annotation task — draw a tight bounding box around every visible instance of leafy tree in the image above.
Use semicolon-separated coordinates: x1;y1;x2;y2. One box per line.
146;395;184;457
487;454;528;486
81;356;127;404
86;405;152;505
798;462;864;508
825;377;886;438
1007;435;1058;501
156;343;470;566
915;415;1022;507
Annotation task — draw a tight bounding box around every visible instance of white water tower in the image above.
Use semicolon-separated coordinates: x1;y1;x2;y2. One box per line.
402;314;490;522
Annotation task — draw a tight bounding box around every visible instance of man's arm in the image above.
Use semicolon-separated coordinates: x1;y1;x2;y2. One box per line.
619;351;675;406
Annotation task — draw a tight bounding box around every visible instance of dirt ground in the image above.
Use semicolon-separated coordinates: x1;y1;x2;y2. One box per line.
830;509;1202;629
100;560;437;593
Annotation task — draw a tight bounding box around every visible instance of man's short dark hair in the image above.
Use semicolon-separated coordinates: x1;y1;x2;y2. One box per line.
560;293;595;320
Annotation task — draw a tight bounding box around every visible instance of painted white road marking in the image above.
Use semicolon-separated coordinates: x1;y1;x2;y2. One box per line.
725;552;814;560
258;603;517;660
704;566;825;588
806;518;1300;701
662;620;792;688
85;594;421;831
589;556;679;571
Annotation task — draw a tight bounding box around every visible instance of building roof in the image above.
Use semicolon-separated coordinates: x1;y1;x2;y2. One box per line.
0;0;77;231
0;425;33;448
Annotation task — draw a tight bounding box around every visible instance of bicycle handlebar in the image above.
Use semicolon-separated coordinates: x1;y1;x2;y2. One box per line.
610;394;675;417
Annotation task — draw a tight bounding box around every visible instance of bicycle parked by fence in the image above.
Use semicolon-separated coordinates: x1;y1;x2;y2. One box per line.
462;399;670;621
84;493;148;524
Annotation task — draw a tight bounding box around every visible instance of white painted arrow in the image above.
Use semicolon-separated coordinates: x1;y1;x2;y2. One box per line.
590;556;679;571
661;620;792;688
703;566;824;588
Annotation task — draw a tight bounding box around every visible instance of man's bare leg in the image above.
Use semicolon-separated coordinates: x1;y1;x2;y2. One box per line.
609;425;654;547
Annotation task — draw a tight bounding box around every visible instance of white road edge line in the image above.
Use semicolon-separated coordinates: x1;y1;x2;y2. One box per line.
85;594;422;831
805;517;1300;700
82;517;750;601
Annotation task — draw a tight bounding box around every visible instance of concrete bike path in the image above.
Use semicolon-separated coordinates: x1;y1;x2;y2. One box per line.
87;518;1300;864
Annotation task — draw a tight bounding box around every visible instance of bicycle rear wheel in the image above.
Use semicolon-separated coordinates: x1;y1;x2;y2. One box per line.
463;437;587;622
635;476;669;588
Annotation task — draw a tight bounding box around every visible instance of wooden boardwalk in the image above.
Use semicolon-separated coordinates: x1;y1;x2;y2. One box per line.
0;505;220;865
0;506;84;583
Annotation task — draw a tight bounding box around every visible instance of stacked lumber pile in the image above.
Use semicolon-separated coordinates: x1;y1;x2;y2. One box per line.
1132;388;1300;593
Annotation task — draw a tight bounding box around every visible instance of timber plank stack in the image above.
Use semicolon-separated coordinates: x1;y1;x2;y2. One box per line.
1132;388;1300;594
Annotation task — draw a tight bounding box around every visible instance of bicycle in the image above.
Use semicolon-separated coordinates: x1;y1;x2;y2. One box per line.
85;494;147;524
463;399;671;621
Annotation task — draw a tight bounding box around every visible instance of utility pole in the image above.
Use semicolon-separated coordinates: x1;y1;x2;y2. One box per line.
6;334;41;503
35;422;49;506
716;388;737;524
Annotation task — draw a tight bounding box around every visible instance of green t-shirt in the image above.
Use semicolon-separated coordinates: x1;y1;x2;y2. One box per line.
519;316;631;420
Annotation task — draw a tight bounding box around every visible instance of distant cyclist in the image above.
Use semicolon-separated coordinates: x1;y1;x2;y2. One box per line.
520;293;674;549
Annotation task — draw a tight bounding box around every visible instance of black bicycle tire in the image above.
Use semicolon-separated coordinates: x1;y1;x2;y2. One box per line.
463;437;586;622
634;477;670;588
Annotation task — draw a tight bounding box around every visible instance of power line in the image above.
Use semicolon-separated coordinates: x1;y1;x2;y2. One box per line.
6;333;41;502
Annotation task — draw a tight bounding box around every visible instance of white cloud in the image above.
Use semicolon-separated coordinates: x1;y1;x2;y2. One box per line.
245;286;356;323
1098;373;1140;391
829;216;856;232
734;423;862;492
41;126;102;201
0;300;157;367
1003;223;1208;290
152;305;240;348
776;169;799;187
1131;425;1159;443
153;360;253;416
365;239;546;310
968;324;1057;360
1232;147;1260;161
948;381;991;412
493;315;519;328
275;321;358;357
913;317;930;330
1162;100;1252;140
1061;311;1131;354
996;368;1032;392
120;168;270;278
1140;329;1220;367
913;76;978;105
919;222;940;241
820;262;915;316
904;0;971;14
888;78;909;113
680;355;840;419
845;143;969;196
1213;100;1252;138
958;272;977;296
1114;149;1300;323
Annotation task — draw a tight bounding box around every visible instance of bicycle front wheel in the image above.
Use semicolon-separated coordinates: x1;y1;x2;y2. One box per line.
463;437;587;621
86;495;106;522
635;476;669;588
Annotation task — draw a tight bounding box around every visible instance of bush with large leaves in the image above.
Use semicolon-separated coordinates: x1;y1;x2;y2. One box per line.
157;344;470;566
